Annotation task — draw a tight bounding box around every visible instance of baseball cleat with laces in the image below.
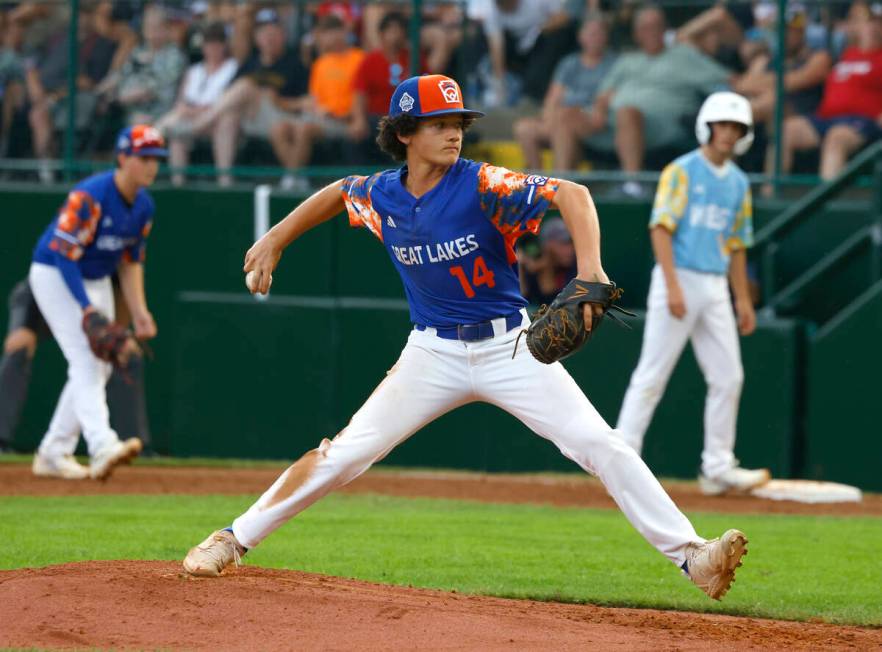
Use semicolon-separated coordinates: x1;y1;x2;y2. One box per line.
683;529;748;600
183;529;247;577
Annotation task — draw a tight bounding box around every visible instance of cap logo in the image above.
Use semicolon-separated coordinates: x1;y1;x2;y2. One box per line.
132;125;163;149
399;92;414;112
438;79;460;104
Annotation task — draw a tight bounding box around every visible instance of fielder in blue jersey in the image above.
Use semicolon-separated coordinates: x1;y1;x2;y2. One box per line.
184;75;749;601
617;92;770;495
28;125;166;480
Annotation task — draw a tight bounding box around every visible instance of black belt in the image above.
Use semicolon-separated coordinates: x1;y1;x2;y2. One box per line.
414;310;524;342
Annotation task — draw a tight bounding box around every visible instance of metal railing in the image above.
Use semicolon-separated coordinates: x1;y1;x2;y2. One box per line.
755;140;882;316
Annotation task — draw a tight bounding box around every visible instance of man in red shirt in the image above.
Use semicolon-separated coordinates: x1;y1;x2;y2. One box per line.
348;11;421;144
781;7;882;179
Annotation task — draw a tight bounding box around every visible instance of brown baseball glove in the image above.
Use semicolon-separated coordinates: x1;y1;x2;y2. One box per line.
517;278;634;364
82;310;143;369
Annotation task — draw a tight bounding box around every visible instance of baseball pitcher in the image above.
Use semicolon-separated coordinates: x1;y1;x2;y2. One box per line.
616;92;770;495
28;125;164;480
184;76;749;600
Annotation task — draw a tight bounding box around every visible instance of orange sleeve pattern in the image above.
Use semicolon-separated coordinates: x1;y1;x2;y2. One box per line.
477;164;561;262
341;174;384;242
48;190;102;261
122;219;153;263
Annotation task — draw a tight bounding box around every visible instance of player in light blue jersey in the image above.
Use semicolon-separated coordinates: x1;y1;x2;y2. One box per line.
617;92;771;495
183;76;750;601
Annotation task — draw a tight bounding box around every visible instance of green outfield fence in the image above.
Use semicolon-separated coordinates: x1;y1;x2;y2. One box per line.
2;185;879;490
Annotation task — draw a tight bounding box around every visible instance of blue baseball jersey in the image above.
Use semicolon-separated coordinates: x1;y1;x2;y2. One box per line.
342;158;561;327
33;170;155;278
650;149;753;275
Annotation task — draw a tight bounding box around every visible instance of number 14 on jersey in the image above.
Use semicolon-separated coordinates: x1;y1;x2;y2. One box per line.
449;255;495;298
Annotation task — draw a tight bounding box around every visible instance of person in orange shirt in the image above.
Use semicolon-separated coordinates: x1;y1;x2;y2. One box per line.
270;14;364;192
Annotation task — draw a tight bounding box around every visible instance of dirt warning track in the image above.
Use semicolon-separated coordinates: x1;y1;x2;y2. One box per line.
1;463;880;516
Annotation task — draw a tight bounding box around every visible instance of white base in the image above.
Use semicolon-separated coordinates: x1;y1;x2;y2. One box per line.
750;479;862;504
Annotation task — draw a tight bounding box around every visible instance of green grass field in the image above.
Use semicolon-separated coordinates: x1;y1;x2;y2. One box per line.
3;492;881;626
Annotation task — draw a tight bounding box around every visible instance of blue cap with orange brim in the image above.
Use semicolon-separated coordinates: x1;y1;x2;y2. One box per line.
389;75;484;119
115;125;168;157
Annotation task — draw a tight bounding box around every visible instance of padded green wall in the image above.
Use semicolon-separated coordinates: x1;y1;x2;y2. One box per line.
805;280;882;491
169;293;799;478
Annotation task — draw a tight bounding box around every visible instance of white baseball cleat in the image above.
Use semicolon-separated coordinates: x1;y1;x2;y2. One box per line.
89;437;143;480
699;467;771;495
32;453;89;480
684;529;748;600
183;529;246;577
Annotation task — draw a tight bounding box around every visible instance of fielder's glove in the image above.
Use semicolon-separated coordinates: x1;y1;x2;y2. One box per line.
517;278;635;364
82;310;143;369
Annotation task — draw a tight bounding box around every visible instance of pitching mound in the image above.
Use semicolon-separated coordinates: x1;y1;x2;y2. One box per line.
1;561;880;651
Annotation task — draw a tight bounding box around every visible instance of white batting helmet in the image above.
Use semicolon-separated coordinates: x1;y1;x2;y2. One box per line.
695;91;754;156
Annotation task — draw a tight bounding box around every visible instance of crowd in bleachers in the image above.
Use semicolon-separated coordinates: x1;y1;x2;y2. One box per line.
0;0;880;191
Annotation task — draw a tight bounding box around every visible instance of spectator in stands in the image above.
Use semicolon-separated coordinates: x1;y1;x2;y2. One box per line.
512;14;614;170
180;1;246;65
0;12;26;158
675;1;756;71
779;4;882;180
733;6;831;124
270;14;364;191
156;22;238;186
298;2;362;67
93;1;138;76
8;2;70;57
26;5;118;182
361;2;463;74
517;217;577;306
184;7;309;187
96;6;186;125
588;5;733;197
478;0;575;107
349;11;422;147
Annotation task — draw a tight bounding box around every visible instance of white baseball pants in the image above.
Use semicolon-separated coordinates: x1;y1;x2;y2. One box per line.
28;262;121;459
233;311;703;566
617;265;743;479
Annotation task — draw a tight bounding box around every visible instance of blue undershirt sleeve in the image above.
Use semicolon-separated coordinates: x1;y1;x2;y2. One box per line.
53;252;91;310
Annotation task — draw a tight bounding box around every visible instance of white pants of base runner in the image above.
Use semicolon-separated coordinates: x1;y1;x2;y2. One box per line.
617;266;743;479
232;310;703;566
29;262;121;459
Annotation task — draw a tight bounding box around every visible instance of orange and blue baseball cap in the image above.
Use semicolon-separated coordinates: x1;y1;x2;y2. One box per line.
115;124;168;157
389;74;484;119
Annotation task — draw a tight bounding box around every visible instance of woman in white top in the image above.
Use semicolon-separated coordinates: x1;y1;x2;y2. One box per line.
156;22;237;185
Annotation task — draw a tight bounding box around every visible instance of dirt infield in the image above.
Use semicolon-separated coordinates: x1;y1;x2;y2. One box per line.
2;463;881;516
3;463;881;650
1;561;881;651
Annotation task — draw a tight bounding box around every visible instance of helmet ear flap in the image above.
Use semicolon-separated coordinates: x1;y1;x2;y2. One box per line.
734;128;755;156
695;120;711;147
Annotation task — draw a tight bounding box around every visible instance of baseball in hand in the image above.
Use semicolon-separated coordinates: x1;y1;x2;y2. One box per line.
245;270;272;294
